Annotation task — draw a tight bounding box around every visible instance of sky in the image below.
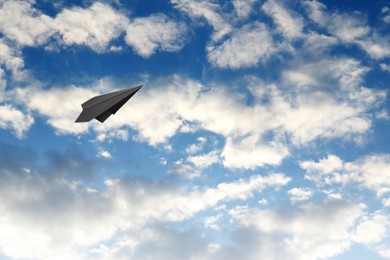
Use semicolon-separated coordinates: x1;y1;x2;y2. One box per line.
0;0;390;259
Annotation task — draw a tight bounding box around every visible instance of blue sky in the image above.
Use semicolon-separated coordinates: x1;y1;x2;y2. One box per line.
0;0;390;259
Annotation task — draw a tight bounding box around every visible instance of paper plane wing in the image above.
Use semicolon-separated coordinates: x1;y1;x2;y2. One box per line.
75;85;142;123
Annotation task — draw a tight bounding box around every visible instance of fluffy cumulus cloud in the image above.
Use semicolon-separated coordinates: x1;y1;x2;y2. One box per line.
0;105;34;138
300;154;344;182
0;1;187;56
0;0;55;46
207;22;275;69
12;84;94;135
222;135;288;169
352;211;390;245
125;14;187;57
54;2;128;52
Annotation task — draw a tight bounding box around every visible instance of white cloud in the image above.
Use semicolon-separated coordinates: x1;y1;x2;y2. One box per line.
185;136;207;154
207;22;275;69
329;13;370;43
122;77;204;145
96;129;129;142
378;246;390;259
0;1;55;46
380;63;390;73
304;1;370;43
170;150;220;178
204;214;222;229
13;85;93;135
0;69;5;101
341;154;390;192
97;150;112;159
302;32;337;51
301;154;390;195
283;58;370;91
383;198;390;207
215;173;291;201
283;70;317;87
382;6;390;23
229;199;365;259
169;159;200;178
125;14;187;58
0;1;191;56
170;0;231;41
0;105;34;138
0;39;24;76
300;154;344;183
352;211;390;245
233;0;257;18
262;0;304;39
280;58;386;145
357;32;390;59
222;135;288;169
54;2;128;52
187;150;220;169
356;32;390;59
288;187;313;203
304;0;390;59
281;92;372;145
159;157;167;166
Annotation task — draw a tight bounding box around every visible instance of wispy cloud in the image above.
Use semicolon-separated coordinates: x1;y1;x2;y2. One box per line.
262;0;304;39
170;0;231;41
304;0;390;59
301;154;390;195
207;22;275;69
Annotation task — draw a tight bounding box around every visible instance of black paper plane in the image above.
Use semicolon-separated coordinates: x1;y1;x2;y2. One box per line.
75;85;142;123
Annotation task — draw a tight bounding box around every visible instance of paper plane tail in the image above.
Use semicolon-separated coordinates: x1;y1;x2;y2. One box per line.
75;111;90;122
95;110;112;123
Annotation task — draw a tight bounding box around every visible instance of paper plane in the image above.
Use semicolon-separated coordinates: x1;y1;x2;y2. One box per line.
75;85;142;123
